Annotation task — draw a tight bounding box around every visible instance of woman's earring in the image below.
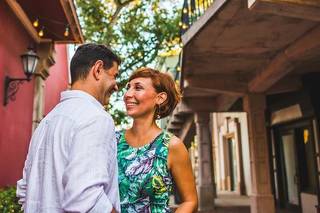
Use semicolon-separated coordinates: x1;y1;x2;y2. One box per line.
156;104;161;119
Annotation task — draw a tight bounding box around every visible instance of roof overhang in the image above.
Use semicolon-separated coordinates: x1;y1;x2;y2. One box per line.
7;0;84;44
248;0;320;22
179;0;320;111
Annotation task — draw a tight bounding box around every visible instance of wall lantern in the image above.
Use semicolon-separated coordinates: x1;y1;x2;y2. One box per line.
3;48;39;106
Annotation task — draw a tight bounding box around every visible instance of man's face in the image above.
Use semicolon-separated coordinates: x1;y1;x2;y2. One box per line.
99;61;119;106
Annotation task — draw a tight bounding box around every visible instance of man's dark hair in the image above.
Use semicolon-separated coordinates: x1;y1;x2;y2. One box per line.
70;43;121;84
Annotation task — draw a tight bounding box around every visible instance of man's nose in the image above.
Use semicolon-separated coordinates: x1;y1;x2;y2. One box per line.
114;84;119;92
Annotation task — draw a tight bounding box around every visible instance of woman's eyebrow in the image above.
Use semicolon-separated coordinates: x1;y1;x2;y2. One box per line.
133;82;144;86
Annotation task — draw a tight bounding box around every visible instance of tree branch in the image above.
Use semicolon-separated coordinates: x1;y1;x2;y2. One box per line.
111;0;135;25
118;0;135;7
123;41;162;71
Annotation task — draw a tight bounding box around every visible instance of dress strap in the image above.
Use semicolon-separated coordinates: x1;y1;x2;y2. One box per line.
161;130;173;147
115;130;125;144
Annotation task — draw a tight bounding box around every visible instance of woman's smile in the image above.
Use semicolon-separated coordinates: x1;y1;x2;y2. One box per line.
125;101;139;109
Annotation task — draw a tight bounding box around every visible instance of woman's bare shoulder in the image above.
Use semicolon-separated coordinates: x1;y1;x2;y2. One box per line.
168;134;188;154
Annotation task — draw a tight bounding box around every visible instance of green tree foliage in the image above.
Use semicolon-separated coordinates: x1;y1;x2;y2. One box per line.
75;0;181;126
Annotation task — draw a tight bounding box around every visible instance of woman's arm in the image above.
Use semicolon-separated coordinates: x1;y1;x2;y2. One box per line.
168;136;198;213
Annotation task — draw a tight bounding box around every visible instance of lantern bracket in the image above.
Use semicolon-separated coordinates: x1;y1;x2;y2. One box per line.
3;48;39;106
3;76;32;106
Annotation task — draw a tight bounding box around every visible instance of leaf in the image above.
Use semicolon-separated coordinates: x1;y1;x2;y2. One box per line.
125;149;156;176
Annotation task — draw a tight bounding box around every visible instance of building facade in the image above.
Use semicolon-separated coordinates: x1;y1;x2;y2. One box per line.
167;0;320;212
0;0;83;187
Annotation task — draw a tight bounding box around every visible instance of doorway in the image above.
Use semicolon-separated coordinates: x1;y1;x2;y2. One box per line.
273;121;318;212
227;138;237;191
281;132;299;206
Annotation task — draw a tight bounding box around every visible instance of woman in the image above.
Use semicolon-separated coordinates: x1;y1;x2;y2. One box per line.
116;68;198;212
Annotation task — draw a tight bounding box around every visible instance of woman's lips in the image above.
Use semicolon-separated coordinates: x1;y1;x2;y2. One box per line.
125;102;138;108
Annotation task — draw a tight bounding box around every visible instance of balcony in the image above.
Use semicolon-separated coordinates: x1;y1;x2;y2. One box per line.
168;0;320;133
180;0;215;35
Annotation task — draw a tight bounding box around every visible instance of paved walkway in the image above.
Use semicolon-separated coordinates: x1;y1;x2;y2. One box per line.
215;193;250;207
212;192;250;213
193;192;251;213
197;192;299;213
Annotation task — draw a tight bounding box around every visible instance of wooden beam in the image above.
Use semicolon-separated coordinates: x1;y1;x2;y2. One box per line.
177;95;238;113
183;87;216;98
181;0;231;46
181;0;242;77
184;75;248;96
249;25;320;93
214;95;239;112
248;51;294;93
266;75;302;95
59;0;84;43
249;0;320;21
6;0;51;43
181;97;216;112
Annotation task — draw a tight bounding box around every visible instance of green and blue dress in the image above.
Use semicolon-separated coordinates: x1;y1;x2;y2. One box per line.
116;130;173;213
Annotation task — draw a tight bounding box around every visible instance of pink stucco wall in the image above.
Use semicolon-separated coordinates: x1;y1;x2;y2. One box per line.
0;1;35;187
0;0;70;186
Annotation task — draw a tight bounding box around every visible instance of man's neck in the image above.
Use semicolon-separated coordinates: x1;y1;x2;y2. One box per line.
71;81;100;103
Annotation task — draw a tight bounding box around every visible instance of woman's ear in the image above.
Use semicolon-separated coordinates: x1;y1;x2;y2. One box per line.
92;60;104;80
156;92;167;105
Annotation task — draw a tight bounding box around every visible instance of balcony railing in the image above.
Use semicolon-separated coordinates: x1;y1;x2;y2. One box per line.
180;0;215;35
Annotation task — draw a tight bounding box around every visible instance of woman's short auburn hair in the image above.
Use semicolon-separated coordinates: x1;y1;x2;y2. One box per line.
128;67;182;119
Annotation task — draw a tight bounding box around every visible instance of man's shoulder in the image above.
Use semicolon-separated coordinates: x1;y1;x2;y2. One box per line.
72;102;114;128
45;98;113;126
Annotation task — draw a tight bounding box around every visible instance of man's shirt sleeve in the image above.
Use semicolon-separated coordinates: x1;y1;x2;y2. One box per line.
16;177;27;209
62;115;116;212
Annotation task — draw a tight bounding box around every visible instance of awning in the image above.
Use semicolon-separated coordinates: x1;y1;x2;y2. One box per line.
7;0;84;43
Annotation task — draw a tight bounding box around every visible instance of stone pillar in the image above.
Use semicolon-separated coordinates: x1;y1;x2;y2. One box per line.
243;94;275;213
32;43;55;132
32;76;45;131
195;112;215;211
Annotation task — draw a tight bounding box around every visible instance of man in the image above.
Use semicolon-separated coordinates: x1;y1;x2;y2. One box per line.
16;44;121;212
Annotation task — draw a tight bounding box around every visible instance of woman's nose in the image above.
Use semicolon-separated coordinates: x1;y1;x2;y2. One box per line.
124;88;133;99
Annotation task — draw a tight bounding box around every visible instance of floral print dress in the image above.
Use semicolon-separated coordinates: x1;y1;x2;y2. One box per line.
116;130;173;213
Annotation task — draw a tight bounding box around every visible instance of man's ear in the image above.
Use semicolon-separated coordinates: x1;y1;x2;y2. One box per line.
156;92;167;105
92;60;104;80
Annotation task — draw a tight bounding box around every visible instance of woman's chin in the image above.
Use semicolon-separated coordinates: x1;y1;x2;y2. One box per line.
126;110;136;118
126;111;145;120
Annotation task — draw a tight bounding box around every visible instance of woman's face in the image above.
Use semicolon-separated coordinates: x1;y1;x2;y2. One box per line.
124;77;159;118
